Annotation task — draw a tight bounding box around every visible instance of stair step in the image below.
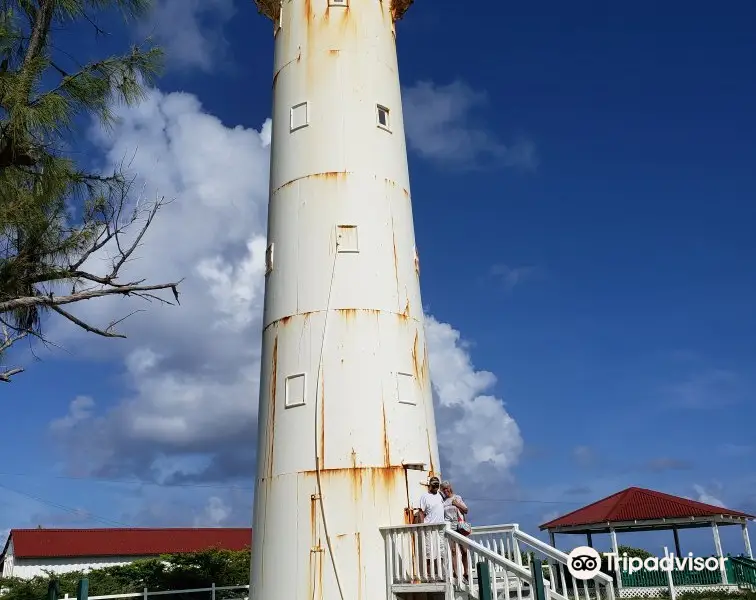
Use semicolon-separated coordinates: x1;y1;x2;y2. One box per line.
469;576;532;586
457;581;534;592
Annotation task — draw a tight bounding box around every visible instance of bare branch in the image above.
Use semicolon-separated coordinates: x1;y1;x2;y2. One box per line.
0;327;28;354
111;195;163;276
0;367;24;383
69;225;114;270
69;189;169;279
50;305;127;338
0;327;29;383
107;310;146;331
0;280;183;313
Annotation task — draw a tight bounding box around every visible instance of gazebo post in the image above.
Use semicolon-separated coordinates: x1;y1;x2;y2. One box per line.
742;523;753;559
711;522;727;584
610;528;622;590
586;532;593;548
672;528;682;557
549;531;556;548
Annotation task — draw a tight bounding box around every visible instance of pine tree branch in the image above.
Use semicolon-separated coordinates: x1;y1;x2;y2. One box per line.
0;3;181;383
32;55;119;107
79;9;107;38
0;141;36;169
23;0;55;68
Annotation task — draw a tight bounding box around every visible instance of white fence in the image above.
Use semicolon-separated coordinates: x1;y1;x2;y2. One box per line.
59;585;249;600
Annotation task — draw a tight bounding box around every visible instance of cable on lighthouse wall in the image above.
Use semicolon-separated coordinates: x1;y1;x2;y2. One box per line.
313;244;346;600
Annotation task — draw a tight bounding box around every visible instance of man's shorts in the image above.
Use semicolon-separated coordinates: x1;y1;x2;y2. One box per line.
424;527;447;560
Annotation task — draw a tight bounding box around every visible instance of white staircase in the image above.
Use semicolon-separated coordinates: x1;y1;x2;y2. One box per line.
380;523;616;600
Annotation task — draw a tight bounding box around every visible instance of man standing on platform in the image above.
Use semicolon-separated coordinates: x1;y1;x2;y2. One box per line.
418;476;446;577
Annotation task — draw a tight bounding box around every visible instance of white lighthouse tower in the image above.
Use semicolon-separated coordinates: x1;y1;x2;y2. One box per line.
250;0;440;599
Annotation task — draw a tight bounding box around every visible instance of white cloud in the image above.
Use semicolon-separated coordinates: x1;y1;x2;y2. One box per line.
194;496;232;527
138;0;236;72
403;80;537;171
426;317;523;484
693;484;725;508
116;486;251;528
50;395;95;431
48;85;523;507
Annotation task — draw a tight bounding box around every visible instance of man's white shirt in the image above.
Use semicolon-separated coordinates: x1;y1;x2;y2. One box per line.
419;491;445;524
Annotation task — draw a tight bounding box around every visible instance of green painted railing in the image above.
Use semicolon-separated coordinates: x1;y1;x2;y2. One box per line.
731;556;756;588
617;555;756;588
619;563;725;587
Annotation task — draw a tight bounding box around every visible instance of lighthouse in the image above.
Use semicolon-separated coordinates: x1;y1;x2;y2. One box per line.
249;1;440;599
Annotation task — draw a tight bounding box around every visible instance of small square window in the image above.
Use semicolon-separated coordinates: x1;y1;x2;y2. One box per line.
285;373;306;408
397;372;415;405
377;105;390;131
336;225;359;253
290;102;309;132
265;243;274;275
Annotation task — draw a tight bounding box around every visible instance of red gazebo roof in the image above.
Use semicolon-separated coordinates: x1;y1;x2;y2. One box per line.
540;487;754;530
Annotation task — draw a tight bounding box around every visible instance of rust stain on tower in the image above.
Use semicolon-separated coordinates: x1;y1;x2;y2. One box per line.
381;403;391;466
266;336;278;479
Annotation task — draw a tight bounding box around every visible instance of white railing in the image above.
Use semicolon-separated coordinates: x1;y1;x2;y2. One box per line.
446;529;545;600
58;584;250;600
380;523;557;600
471;524;616;600
381;522;450;586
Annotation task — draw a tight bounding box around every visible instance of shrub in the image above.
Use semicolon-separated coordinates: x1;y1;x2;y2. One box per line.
0;549;251;600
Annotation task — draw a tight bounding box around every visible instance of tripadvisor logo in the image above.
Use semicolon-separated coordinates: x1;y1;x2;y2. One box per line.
567;547;602;579
566;546;727;581
605;552;727;574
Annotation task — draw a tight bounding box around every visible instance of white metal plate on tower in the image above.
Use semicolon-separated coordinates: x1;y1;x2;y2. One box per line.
336;225;359;253
265;243;274;275
290;102;309;132
285;373;306;408
397;372;416;405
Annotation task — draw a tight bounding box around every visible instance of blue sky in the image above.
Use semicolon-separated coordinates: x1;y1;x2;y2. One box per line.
1;0;755;558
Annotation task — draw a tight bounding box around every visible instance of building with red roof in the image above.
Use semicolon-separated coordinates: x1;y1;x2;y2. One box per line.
540;486;754;534
537;487;756;594
540;487;753;584
0;527;252;580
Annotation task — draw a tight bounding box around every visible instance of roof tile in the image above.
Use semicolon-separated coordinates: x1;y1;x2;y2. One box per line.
6;528;252;559
540;487;754;529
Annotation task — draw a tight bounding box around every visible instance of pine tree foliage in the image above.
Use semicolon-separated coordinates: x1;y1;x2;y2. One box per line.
0;0;182;383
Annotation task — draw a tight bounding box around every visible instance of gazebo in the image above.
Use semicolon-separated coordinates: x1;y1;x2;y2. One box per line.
540;487;755;592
